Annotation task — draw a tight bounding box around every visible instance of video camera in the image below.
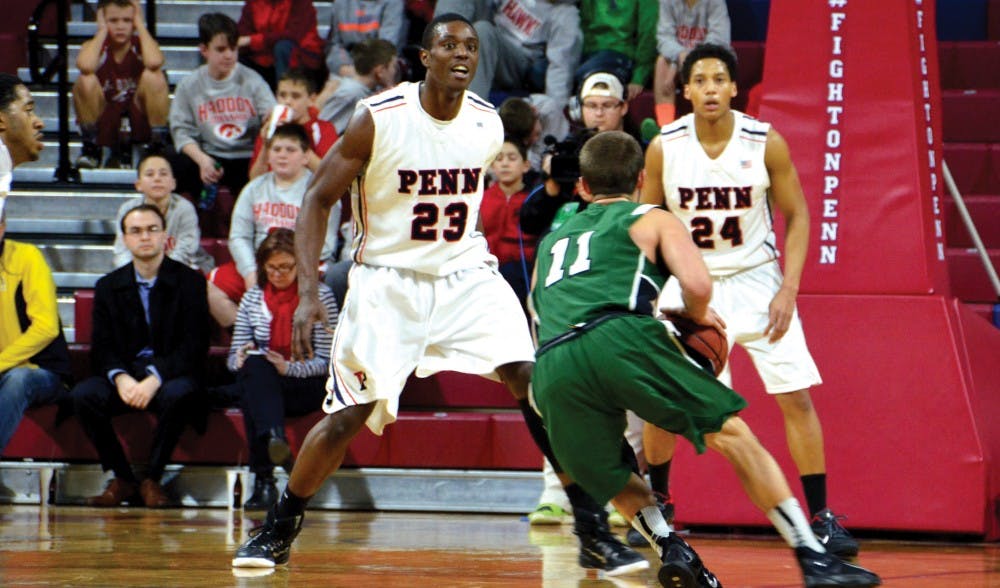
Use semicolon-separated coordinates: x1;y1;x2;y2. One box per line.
543;128;597;187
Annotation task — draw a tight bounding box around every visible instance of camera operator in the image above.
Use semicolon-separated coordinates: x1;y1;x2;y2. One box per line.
520;72;633;237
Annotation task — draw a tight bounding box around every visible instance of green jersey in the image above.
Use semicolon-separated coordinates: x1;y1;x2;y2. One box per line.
532;201;667;345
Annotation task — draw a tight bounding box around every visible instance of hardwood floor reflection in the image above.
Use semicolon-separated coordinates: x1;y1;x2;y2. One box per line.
0;506;997;586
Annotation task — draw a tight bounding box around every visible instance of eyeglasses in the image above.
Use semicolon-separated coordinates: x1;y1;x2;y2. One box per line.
582;100;623;112
264;263;296;275
125;225;164;236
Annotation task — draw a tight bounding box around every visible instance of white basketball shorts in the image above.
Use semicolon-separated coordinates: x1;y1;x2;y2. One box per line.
658;260;822;394
323;263;536;434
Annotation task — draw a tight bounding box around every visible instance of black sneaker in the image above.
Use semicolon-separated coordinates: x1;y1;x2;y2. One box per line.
795;546;881;587
811;508;859;558
627;495;675;547
231;508;303;568
575;515;649;576
75;143;101;169
656;533;715;588
268;431;295;472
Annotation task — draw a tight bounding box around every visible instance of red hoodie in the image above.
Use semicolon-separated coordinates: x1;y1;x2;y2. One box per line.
237;0;324;70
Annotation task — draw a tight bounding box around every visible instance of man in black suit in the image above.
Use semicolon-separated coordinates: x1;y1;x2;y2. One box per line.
72;204;210;507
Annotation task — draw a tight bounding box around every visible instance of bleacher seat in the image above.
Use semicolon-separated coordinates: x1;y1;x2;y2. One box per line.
938;41;1000;89
946;248;1000;301
942;89;1000;142
945;195;1000;248
943;143;1000;194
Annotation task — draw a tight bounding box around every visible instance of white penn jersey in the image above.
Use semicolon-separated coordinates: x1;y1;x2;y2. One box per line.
659;110;776;277
349;82;503;276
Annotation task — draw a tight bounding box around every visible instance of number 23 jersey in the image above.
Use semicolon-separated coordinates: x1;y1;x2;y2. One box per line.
350;82;503;276
659;110;776;277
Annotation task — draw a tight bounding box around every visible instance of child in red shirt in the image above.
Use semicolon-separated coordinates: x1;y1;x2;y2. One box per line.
481;138;537;308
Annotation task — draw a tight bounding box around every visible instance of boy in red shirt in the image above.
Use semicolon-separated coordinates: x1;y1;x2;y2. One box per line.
73;0;170;168
248;69;337;180
481;137;536;307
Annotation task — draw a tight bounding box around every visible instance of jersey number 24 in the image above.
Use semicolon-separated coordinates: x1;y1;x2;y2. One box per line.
690;215;743;249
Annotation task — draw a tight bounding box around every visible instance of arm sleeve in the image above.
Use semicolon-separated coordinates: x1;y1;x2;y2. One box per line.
704;0;732;47
325;5;352;73
632;0;659;87
543;4;581;105
168;197;203;269
228;185;260;276
227;290;256;372
0;247;61;372
168;77;200;151
378;0;408;48
90;278;129;377
656;0;684;62
150;269;210;381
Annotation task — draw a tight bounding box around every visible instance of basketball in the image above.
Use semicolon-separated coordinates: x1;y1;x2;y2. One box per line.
668;315;729;376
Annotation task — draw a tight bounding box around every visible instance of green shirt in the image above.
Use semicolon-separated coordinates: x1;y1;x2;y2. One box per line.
580;0;659;88
532;201;667;345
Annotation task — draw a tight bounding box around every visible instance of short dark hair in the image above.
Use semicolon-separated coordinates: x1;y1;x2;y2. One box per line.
198;13;238;47
255;228;296;286
0;73;24;112
136;152;173;176
421;12;475;50
97;0;133;10
267;123;310;151
351;39;398;76
279;68;317;95
502;135;528;160
579;131;644;197
120;203;167;234
681;43;738;85
498;97;535;145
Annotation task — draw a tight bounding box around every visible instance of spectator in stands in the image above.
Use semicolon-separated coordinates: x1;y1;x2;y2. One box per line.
0;206;72;470
223;228;337;510
249;69;338;180
576;0;658;103
433;1;582;107
72;204;210;508
0;75;72;464
651;0;730;127
73;0;171;169
318;39;399;135
236;0;326;91
324;0;407;80
169;13;276;203
207;124;340;327
112;153;214;271
481;137;537;307
498;95;568;175
520;71;632;239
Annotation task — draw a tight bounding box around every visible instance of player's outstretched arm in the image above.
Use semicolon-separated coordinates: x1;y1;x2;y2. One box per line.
292;107;374;360
764;127;809;343
639;135;666;206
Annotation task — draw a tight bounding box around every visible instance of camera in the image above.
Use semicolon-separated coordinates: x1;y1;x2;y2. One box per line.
543;128;597;187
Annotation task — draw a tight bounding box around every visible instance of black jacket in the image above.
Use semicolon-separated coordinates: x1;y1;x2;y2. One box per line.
90;256;210;382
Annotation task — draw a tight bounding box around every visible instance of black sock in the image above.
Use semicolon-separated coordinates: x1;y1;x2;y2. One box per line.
79;123;98;144
621;438;640;475
517;399;563;471
648;459;672;499
801;473;827;517
564;482;606;528
275;487;311;519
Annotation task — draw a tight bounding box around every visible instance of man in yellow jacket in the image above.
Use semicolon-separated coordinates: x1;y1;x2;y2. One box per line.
0;73;71;466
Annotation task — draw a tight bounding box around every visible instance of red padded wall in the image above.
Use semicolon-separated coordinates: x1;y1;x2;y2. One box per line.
758;0;949;296
668;0;1000;539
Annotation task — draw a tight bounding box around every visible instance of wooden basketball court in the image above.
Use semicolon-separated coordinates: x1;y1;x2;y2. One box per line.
1;505;997;587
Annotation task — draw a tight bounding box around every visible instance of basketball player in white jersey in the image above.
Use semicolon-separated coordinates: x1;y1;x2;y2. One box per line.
640;43;859;559
232;13;645;575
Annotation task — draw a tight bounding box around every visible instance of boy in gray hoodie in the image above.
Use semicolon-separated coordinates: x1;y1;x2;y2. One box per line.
169;13;276;201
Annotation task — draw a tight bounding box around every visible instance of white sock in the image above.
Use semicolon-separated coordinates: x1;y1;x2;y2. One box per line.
632;504;674;557
767;497;825;552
